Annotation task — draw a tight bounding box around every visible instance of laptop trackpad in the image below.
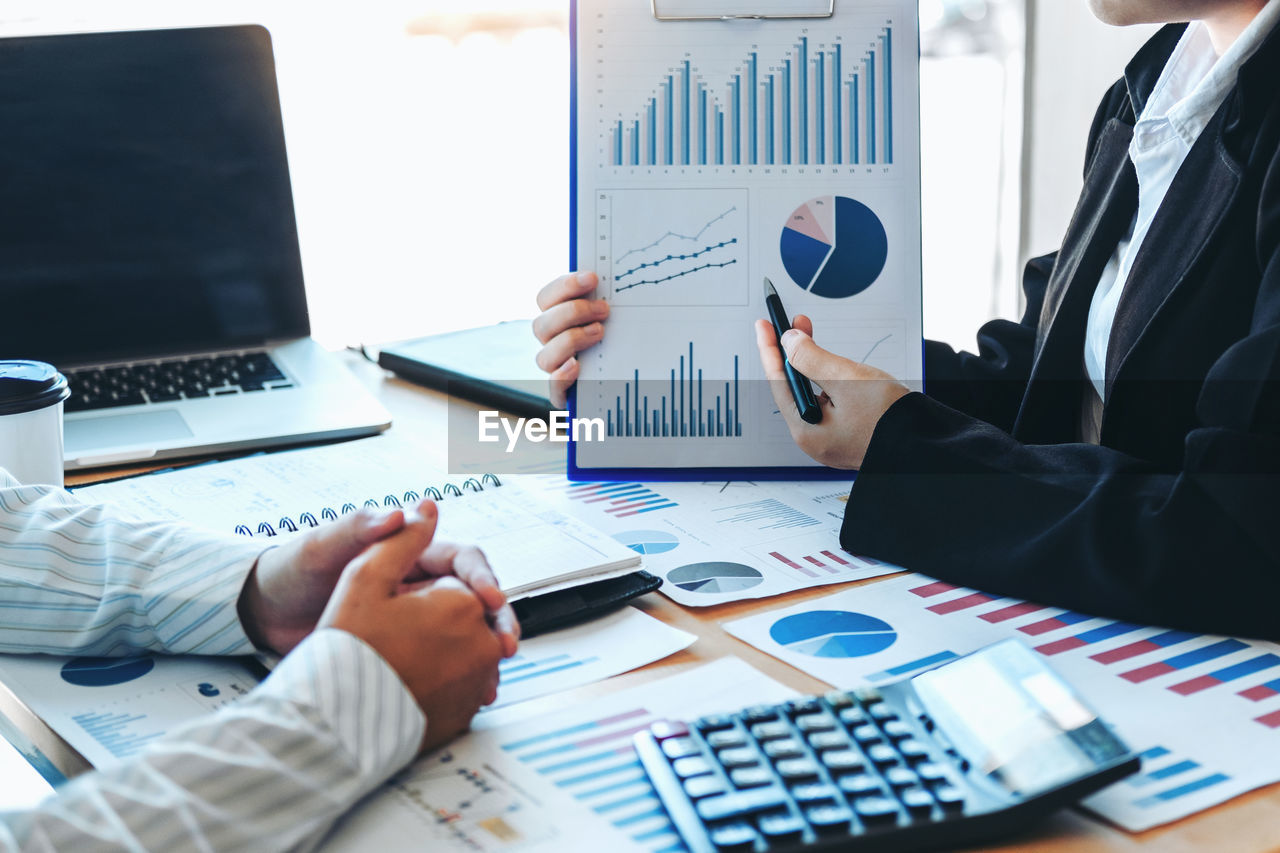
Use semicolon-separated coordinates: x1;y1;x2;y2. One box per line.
65;410;194;453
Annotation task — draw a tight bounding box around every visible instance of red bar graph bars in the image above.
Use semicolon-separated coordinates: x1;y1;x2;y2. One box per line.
979;602;1044;623
1239;678;1280;702
926;592;997;615
1121;639;1248;684
1168;653;1280;696
909;580;957;598
1090;629;1201;664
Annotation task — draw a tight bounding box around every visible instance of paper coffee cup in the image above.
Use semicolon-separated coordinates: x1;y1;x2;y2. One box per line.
0;361;71;487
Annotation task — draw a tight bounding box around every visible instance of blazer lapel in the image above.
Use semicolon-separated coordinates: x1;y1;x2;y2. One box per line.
1104;137;1243;392
1012;119;1138;441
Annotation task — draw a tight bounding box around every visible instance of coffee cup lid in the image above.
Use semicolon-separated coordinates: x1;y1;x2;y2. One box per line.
0;361;71;416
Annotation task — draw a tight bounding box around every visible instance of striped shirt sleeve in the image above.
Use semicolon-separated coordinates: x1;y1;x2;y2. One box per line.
0;470;268;656
0;628;426;852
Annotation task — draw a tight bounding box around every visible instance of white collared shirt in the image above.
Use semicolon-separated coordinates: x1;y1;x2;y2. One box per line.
1081;3;1280;442
0;471;425;852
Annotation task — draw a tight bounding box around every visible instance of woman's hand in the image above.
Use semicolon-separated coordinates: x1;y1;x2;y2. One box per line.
533;271;609;407
754;314;911;469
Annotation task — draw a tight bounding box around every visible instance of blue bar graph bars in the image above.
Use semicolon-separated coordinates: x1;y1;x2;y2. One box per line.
605;343;742;439
869;650;960;682
610;25;894;168
73;711;165;758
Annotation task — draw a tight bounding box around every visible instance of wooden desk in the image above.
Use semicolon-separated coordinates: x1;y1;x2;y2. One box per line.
23;354;1278;851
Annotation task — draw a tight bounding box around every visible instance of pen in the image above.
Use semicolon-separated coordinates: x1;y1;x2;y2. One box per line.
763;277;822;424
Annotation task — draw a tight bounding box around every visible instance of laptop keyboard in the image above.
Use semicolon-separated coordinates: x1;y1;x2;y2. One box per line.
64;352;291;412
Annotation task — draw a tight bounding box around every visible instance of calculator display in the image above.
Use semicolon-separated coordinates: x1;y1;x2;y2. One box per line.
911;640;1127;797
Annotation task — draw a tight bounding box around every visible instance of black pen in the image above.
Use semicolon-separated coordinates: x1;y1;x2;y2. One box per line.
763;277;822;424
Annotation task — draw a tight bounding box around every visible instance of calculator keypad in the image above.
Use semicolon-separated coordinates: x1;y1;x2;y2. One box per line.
645;691;972;850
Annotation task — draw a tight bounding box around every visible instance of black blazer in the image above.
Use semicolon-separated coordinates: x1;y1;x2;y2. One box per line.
842;23;1280;641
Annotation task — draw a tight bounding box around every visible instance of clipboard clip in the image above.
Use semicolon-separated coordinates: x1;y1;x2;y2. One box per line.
650;0;835;22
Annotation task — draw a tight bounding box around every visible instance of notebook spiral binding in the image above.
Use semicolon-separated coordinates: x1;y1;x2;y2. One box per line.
233;473;502;537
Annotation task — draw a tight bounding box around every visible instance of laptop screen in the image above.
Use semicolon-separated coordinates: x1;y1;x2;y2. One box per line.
0;25;310;366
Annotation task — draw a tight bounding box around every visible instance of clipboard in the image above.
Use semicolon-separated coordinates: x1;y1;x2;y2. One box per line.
649;0;834;22
567;0;924;482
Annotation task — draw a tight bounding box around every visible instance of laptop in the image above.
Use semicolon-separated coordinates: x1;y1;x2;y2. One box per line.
0;24;391;470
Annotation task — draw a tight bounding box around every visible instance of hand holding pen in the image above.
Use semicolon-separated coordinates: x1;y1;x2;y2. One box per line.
754;278;911;469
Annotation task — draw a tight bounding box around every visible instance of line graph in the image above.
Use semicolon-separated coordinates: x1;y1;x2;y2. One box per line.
598;188;748;307
614;207;738;266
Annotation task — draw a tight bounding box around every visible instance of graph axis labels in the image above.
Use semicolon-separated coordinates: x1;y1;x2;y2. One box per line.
780;195;888;299
599;188;748;307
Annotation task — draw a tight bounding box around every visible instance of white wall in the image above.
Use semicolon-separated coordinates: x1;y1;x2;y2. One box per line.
1020;2;1158;262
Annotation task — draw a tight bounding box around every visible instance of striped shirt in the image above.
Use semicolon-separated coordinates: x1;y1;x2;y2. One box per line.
0;471;424;851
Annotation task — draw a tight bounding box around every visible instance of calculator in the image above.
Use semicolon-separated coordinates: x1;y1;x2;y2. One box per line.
634;640;1139;852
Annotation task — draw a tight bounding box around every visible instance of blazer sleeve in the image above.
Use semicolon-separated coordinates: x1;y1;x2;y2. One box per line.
841;151;1280;642
919;253;1052;432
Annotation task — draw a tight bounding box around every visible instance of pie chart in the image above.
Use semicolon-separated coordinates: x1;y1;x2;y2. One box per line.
61;656;156;687
769;610;897;658
780;196;888;298
613;530;680;555
667;562;763;594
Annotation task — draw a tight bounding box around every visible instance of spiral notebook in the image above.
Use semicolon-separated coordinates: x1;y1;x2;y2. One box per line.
74;435;642;601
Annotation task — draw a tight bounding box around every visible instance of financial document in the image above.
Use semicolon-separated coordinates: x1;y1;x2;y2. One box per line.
517;473;900;605
573;0;923;471
726;574;1280;831
322;657;796;853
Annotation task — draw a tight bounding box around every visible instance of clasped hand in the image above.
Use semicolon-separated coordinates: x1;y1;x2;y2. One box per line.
237;499;518;752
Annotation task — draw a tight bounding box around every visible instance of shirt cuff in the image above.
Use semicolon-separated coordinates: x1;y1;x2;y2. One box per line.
255;628;426;784
143;524;271;656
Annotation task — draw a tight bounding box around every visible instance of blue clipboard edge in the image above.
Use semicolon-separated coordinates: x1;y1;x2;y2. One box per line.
565;1;925;484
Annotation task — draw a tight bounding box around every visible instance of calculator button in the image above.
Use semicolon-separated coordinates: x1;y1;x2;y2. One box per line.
837;774;883;798
787;698;823;716
795;713;837;733
838;707;869;727
790;783;838;804
706;730;748;750
750;721;792;742
853;795;900;824
730;767;773;789
918;713;937;732
808;731;848;752
673;756;714;778
867;702;898;722
717;748;759;769
900;787;936;815
650;720;690;741
821;750;864;775
759;812;806;842
696;788;789;822
805;804;853;833
661;737;702;760
775;758;821;782
935;785;966;812
742;705;779;724
884;767;919;789
882;720;914;741
852;724;883;745
697;714;735;732
899;739;931;763
707;821;759;851
853;687;883;704
825;690;855;710
683;775;727;799
917;763;951;786
867;744;900;766
763;738;804;760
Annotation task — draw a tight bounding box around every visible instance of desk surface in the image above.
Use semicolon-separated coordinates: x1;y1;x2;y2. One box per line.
33;354;1278;852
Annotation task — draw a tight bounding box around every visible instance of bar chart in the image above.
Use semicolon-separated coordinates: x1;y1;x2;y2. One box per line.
602;342;743;439
562;481;679;516
607;24;896;168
